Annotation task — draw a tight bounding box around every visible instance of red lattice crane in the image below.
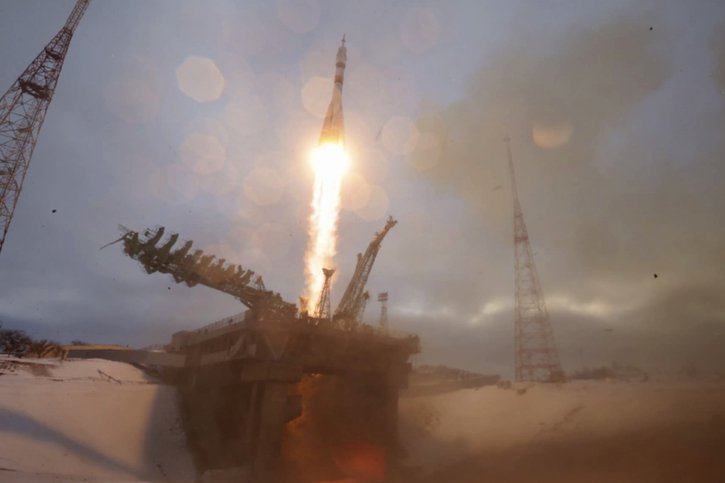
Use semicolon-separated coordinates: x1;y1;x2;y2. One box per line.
506;138;565;382
0;0;91;253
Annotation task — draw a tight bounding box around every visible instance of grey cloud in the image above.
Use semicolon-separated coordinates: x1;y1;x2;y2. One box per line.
405;8;725;372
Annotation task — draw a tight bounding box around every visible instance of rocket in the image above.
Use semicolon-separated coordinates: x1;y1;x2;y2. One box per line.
319;36;347;145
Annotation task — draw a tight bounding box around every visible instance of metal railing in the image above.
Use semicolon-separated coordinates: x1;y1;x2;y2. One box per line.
195;311;246;333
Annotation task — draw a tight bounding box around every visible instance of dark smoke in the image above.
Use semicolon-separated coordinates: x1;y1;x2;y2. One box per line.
412;13;670;230
404;8;725;374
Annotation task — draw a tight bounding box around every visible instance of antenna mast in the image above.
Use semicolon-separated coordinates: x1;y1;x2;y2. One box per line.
0;0;91;253
506;137;564;382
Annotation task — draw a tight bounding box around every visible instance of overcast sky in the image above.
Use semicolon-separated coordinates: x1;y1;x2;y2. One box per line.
1;0;724;378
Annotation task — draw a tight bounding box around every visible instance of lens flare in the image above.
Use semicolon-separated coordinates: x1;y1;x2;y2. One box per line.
305;142;349;312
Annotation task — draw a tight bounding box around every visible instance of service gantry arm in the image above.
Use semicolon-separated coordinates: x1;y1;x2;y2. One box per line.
117;226;297;323
334;216;397;328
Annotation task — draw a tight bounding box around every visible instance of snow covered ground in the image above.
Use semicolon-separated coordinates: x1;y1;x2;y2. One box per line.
4;357;723;482
0;357;195;482
400;381;725;482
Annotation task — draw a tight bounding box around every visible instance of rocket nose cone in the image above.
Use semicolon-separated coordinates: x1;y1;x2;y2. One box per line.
337;36;348;63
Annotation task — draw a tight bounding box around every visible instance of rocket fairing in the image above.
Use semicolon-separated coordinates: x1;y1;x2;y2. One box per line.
319;36;347;145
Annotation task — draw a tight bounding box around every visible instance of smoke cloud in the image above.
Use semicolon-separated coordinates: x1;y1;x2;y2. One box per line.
404;8;725;374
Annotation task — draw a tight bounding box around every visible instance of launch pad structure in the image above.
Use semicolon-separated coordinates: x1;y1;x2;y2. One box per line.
171;311;419;482
80;220;419;482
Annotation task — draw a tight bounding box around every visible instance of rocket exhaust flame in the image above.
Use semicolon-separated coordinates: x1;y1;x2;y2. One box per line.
305;143;349;312
304;37;349;313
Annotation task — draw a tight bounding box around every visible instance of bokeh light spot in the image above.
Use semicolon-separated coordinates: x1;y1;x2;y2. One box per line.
176;56;225;103
532;122;574;149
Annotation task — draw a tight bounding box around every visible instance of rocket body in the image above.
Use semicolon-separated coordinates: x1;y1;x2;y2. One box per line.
319;38;347;145
304;38;349;312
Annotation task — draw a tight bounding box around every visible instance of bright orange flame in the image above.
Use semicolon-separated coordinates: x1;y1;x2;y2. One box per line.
305;142;349;312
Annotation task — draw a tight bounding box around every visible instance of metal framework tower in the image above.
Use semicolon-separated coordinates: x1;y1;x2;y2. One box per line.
315;268;335;321
506;137;564;382
335;216;397;328
377;292;389;329
0;0;90;253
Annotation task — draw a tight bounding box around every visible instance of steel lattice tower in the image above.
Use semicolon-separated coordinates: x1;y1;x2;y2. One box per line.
377;292;389;329
506;137;564;382
0;0;90;253
315;268;335;322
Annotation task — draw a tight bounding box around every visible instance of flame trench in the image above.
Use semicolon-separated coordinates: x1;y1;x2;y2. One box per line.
305;142;349;312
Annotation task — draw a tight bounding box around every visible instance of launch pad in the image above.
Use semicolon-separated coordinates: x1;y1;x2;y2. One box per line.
71;291;419;483
70;303;419;483
79;219;419;482
171;313;419;482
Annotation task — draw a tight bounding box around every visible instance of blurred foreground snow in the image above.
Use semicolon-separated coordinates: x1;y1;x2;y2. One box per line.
400;381;725;482
0;357;195;482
